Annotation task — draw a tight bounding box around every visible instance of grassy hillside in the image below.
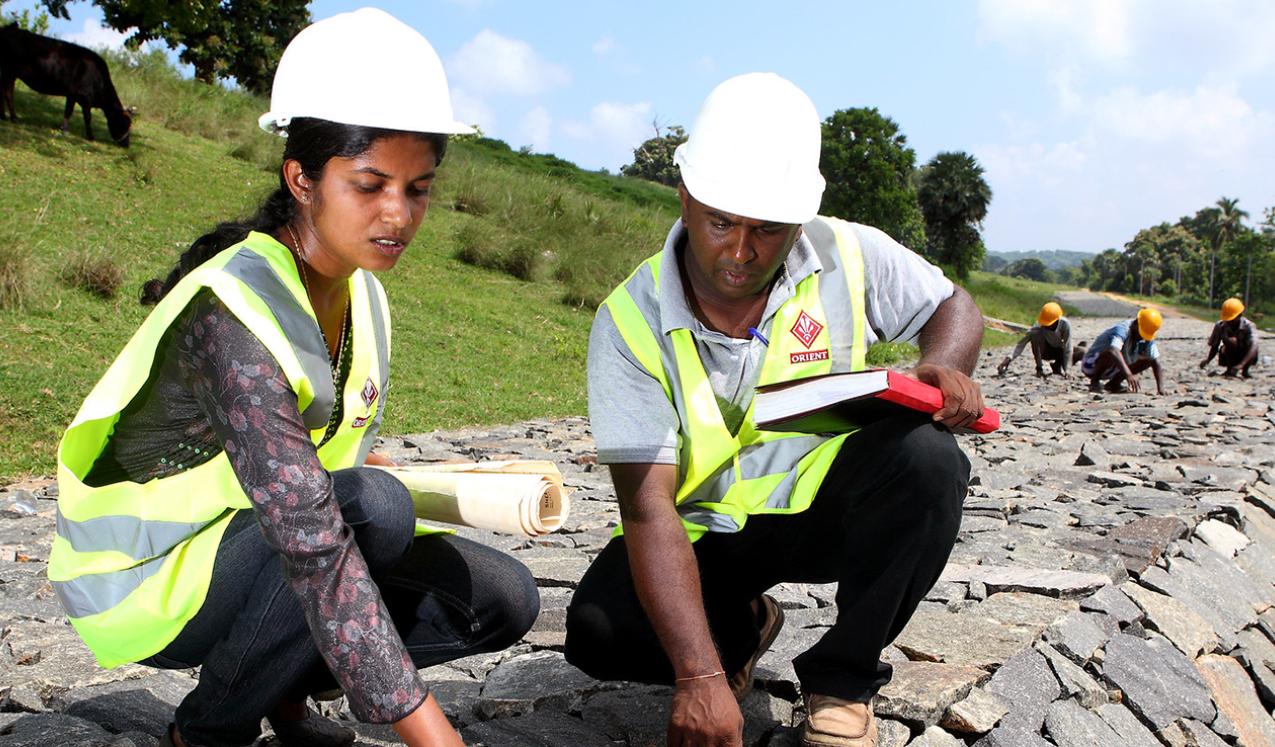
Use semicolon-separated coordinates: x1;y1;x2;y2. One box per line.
0;51;1080;480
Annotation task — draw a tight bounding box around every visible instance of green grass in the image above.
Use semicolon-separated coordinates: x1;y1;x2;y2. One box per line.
959;272;1081;325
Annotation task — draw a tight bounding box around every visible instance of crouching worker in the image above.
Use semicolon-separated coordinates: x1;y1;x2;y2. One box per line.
47;10;537;747
996;301;1072;378
1199;297;1259;379
564;73;983;747
1082;308;1165;395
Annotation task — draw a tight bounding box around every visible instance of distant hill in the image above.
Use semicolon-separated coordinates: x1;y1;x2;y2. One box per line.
984;249;1095;272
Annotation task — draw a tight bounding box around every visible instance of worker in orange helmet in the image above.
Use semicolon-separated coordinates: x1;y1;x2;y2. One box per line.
1080;308;1165;394
997;301;1072;378
1199;297;1259;378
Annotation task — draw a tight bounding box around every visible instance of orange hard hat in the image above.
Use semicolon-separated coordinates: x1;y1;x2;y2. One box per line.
1136;308;1162;340
1220;297;1244;321
1037;302;1063;326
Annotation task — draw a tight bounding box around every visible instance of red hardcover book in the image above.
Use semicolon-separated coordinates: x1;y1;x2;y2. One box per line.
753;369;1000;435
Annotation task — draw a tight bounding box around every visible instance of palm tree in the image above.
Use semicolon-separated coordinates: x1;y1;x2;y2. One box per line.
1208;196;1249;307
916;151;993;280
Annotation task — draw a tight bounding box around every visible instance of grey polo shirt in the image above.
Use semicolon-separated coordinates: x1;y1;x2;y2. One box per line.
588;219;955;465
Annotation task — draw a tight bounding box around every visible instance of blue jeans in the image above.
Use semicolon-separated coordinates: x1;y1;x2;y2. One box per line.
141;468;539;746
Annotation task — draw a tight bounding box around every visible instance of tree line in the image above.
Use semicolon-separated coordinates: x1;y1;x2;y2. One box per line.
622;109;993;280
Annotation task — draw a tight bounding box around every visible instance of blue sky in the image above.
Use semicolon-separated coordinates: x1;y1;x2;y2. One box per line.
18;0;1275;255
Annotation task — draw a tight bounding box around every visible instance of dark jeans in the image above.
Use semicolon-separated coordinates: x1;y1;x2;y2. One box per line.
1219;344;1256;373
141;468;539;746
1031;337;1065;373
564;414;969;702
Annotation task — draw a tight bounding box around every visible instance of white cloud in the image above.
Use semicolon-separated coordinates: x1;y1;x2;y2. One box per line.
518;106;552;152
977;0;1132;62
974;82;1275;252
449;29;570;97
562;101;653;168
63;19;133;51
592;35;616;56
449;87;497;136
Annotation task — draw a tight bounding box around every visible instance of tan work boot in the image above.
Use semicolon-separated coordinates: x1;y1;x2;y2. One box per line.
801;694;878;747
728;593;785;698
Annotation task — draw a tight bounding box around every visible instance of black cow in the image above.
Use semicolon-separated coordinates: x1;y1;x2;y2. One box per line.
0;24;132;147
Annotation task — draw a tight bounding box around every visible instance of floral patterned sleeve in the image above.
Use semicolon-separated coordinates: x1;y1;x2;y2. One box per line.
176;291;427;723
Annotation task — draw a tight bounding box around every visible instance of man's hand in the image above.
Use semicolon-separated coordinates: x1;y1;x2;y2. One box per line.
912;363;984;430
1199;358;1210;370
996;357;1011;376
363;452;398;467
1125;375;1141;393
668;676;744;747
1034;366;1046;379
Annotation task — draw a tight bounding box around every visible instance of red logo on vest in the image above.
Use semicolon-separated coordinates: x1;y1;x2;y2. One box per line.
361;378;379;408
790;311;823;349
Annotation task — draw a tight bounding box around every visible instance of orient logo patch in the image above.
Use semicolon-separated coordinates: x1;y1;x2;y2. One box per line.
790;311;824;349
361;377;379;408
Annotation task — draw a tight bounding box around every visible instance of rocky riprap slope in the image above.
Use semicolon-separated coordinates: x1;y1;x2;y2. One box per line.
2;316;1273;746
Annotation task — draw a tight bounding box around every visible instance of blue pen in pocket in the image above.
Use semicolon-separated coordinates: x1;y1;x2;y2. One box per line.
748;327;769;346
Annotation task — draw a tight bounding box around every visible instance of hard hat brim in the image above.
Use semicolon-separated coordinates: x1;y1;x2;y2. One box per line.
258;112;476;137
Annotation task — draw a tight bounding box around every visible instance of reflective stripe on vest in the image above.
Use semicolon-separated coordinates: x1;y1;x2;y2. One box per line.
601;216;869;541
47;231;391;667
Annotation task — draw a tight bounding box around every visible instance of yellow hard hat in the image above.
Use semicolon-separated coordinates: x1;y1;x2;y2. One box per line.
1037;302;1063;326
1220;297;1244;321
1136;308;1162;340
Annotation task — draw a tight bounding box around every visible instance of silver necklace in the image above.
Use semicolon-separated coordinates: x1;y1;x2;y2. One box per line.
286;223;349;378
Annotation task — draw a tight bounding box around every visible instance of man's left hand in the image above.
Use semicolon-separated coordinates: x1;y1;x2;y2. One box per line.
912;363;984;430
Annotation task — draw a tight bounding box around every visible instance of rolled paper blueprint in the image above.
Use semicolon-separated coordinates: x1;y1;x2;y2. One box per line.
374;461;568;536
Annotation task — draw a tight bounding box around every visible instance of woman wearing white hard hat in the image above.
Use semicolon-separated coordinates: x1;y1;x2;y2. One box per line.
48;9;535;747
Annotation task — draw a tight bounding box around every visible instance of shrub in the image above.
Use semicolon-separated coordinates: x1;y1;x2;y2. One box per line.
0;244;36;310
61;250;124;299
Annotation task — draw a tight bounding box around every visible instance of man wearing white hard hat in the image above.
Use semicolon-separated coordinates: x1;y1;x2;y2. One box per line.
49;9;535;747
566;73;984;747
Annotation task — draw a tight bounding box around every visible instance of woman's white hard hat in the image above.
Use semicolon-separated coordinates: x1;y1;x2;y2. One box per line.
259;7;473;136
674;72;825;225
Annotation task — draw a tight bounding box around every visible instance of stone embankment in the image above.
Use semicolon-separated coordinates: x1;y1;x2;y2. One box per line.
2;315;1273;746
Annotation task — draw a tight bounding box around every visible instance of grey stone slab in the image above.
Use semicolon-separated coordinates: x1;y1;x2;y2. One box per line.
1121;582;1220;658
1099;632;1215;729
1139;564;1247;648
55;671;196;738
873;661;987;728
1043;699;1124;747
1036;642;1107;708
0;713;117;746
1042;610;1109;665
983;648;1060;734
1194;654;1275;747
970;724;1053;746
906;725;963;746
1233;626;1275;707
460;709;616;747
974;592;1078;628
893;605;1039;669
1095;703;1163;747
1080;583;1144;625
0;622;153;708
0;560;63;622
581;684;790;747
1178;719;1232;747
476;650;619;719
939;687;1009;735
1194;520;1251;558
939;563;1109;598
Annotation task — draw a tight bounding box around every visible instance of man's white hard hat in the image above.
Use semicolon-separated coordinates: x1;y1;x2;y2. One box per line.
674;72;825;225
259;7;473;136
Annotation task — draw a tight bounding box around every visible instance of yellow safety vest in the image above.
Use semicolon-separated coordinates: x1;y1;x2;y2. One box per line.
602;217;869;541
48;231;393;668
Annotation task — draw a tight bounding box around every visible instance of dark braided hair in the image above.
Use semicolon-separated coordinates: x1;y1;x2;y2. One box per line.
140;117;447;304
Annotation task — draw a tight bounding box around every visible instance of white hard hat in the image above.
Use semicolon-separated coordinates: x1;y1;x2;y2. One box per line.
674;73;825;224
259;7;473;136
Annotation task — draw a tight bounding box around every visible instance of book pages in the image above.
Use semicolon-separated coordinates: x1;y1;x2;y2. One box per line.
374;461;568;536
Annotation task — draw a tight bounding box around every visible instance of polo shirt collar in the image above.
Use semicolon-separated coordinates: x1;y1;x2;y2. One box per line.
657;219;822;336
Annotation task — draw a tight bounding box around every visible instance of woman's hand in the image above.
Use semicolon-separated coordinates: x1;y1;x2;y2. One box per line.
393;694;463;747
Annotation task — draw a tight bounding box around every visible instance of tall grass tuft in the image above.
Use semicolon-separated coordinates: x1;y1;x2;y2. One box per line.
0;243;36;310
61;250;124;299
